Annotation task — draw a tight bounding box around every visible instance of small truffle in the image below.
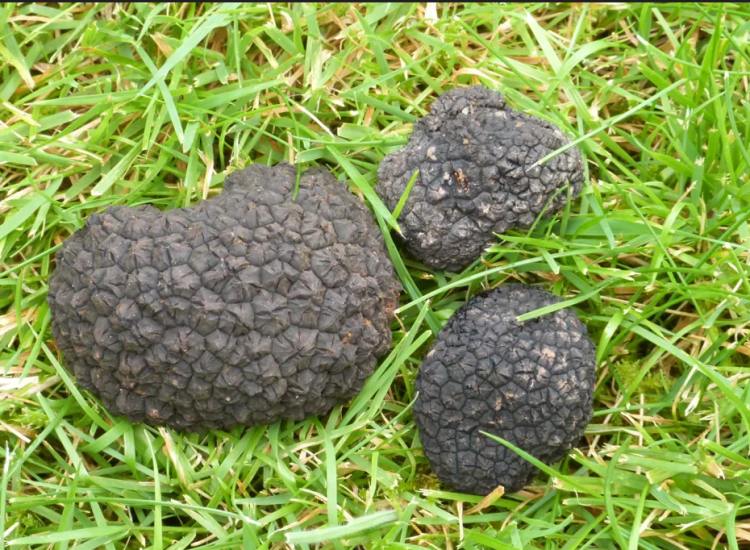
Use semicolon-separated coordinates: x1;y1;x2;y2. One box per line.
413;284;596;495
377;85;585;272
47;163;401;432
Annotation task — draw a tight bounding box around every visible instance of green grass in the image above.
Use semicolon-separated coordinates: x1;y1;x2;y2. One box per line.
1;2;750;548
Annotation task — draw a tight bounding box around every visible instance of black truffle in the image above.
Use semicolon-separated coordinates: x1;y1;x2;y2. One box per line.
377;85;585;272
47;163;401;432
413;284;596;495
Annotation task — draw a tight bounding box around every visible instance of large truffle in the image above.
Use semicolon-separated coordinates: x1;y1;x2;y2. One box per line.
413;284;596;495
377;85;585;272
47;163;401;432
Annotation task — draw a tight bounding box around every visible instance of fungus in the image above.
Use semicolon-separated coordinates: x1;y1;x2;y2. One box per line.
377;85;585;272
413;284;596;495
47;163;401;432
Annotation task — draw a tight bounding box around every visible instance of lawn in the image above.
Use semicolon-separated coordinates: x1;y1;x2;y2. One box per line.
1;2;750;549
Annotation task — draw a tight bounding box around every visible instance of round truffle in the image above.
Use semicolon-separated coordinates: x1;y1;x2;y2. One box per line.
377;85;585;272
413;284;596;495
47;163;401;432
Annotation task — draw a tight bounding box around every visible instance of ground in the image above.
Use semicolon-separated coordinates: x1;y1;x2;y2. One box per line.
1;2;750;549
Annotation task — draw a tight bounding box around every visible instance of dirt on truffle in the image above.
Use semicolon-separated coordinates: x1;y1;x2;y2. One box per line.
377;85;585;272
413;284;596;495
47;163;401;432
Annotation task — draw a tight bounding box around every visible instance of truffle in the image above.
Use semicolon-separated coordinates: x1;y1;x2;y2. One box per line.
47;163;401;432
377;85;585;272
413;284;596;495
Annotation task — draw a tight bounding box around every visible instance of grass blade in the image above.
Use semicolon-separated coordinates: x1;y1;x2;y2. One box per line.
136;11;231;98
285;510;398;545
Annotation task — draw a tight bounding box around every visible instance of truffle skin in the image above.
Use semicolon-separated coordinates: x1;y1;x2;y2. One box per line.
413;284;596;495
47;163;401;432
376;85;585;272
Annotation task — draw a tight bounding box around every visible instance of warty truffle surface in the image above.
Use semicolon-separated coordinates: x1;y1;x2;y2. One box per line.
413;284;596;495
377;85;585;272
47;163;401;432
